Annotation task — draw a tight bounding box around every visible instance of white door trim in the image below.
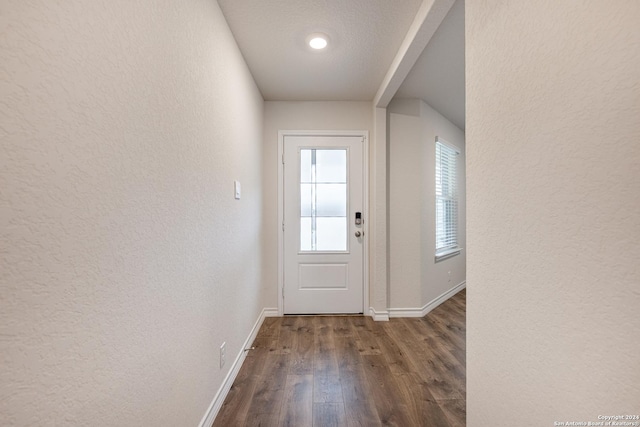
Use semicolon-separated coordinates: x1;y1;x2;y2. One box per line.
278;130;369;316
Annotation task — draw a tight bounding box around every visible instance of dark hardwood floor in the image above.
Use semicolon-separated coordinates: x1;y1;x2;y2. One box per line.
213;289;465;427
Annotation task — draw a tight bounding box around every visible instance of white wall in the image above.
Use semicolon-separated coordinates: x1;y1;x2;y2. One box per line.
0;1;265;425
388;99;466;312
389;109;423;307
467;1;640;425
263;102;373;309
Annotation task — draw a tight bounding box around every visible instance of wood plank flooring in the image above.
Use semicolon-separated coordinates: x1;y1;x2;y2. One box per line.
213;289;465;427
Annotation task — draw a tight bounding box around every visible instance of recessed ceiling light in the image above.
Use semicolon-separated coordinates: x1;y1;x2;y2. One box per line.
308;33;329;50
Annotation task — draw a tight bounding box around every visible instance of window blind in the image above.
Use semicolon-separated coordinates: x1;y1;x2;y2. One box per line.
435;138;459;255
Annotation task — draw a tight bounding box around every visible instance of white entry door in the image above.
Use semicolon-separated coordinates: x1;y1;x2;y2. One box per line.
283;134;365;314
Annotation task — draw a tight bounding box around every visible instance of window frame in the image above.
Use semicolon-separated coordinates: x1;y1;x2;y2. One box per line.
434;136;461;262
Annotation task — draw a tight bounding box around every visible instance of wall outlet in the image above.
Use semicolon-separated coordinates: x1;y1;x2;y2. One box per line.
448;271;451;282
220;342;226;369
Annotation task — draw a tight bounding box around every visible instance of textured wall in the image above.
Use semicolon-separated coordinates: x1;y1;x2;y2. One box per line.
388;99;466;310
0;1;265;425
263;101;373;309
467;1;640;425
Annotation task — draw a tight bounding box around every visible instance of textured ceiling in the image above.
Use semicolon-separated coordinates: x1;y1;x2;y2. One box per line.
217;0;423;101
395;0;465;129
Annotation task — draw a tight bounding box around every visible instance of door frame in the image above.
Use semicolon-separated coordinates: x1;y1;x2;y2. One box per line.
277;130;370;316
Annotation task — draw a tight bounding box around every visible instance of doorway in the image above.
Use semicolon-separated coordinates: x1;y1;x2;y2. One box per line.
278;131;368;314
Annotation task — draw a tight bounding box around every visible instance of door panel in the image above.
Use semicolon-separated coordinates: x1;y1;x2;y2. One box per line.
283;135;364;314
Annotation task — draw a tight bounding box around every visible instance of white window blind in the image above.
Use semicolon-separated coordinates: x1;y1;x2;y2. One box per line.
435;137;459;257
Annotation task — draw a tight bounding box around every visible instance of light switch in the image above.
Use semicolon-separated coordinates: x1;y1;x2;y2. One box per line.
234;181;241;199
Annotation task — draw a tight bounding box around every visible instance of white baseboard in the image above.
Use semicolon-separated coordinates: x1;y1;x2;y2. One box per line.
198;307;279;427
389;281;466;318
263;308;279;318
369;307;390;321
388;307;425;317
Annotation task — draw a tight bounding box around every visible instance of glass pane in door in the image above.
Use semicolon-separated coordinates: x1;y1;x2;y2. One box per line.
300;149;348;251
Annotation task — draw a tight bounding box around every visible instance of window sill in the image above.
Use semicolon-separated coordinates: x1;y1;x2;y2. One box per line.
435;248;462;262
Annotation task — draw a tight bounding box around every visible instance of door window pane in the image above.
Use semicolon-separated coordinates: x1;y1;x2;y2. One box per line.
300;149;348;251
316;184;347;216
316;218;347;251
300;149;312;183
316;150;347;183
300;217;313;251
300;184;313;217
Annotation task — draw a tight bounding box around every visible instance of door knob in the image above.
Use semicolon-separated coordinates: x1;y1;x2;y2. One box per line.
355;231;362;237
